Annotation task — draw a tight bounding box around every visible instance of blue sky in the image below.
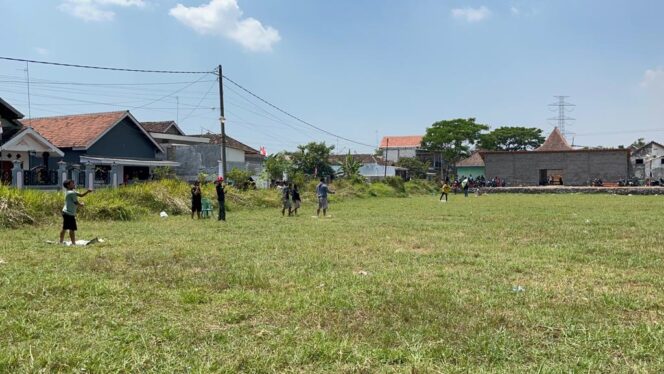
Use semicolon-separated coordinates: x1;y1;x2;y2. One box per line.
1;0;664;153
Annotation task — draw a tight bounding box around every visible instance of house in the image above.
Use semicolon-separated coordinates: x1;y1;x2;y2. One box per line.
140;121;211;163
0;97;63;186
481;127;630;186
202;132;265;173
630;141;664;179
379;135;423;162
23;111;178;185
329;153;408;180
456;151;485;178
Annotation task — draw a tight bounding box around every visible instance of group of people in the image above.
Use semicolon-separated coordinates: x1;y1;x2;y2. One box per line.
56;175;336;243
278;178;335;217
190;177;226;221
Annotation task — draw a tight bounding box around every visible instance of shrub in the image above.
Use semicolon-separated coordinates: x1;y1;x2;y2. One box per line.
382;176;406;194
227;168;252;190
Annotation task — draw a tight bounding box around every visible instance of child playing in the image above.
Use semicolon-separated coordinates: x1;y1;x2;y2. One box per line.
60;179;92;245
191;181;202;219
281;182;292;216
291;184;301;215
440;180;451;202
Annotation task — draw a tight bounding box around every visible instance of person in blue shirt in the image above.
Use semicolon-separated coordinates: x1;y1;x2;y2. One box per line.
316;177;335;217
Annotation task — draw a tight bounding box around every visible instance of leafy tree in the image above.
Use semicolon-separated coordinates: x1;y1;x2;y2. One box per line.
290;142;335;178
478;126;545;151
340;151;361;178
396;158;430;179
421;118;489;176
227;167;252;190
631;138;647;149
264;152;291;181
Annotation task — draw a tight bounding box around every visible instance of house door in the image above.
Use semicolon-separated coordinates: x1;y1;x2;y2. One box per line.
1;161;12;185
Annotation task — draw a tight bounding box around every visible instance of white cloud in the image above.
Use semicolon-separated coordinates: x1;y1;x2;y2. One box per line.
59;0;146;22
641;67;664;88
510;6;520;15
451;6;491;23
169;0;281;52
34;47;50;56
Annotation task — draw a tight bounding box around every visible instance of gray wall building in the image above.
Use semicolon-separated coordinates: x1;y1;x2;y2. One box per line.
482;150;630;186
481;127;630;186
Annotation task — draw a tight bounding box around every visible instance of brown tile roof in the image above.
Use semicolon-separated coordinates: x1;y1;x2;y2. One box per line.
22;111;128;149
379;135;423;148
456;151;485;167
141;121;184;135
202;133;262;155
536;127;573;151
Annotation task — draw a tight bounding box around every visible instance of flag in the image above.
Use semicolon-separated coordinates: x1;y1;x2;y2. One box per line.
260;146;267;156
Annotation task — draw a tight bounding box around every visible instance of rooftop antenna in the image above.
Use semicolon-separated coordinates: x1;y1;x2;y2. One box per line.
25;61;32;119
548;96;575;138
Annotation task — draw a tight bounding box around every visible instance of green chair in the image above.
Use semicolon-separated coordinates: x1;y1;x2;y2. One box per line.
201;198;213;218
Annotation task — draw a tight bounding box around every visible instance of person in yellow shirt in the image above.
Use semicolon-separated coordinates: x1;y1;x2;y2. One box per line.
439;179;451;202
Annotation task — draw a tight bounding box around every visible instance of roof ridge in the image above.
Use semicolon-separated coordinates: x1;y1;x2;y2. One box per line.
22;110;128;122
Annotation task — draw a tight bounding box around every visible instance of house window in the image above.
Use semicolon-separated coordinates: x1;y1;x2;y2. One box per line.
635;159;644;165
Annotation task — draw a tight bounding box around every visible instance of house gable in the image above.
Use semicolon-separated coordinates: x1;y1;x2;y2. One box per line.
87;116;161;159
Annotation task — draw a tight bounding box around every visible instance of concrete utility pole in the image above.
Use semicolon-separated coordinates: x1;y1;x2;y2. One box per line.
218;65;227;178
384;137;389;178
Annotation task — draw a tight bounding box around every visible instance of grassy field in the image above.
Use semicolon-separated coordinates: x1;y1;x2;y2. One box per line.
1;193;663;372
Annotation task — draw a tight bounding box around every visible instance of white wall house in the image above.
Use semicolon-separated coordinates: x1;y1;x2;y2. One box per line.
631;141;664;179
379;135;423;162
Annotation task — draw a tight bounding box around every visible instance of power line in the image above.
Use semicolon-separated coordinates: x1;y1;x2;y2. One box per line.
221;74;375;149
0;56;213;74
1;56;375;149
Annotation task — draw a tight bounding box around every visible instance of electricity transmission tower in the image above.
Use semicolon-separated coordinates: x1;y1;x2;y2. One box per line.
548;96;575;138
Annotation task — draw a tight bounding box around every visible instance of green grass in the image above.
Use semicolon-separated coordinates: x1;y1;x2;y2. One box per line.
1;194;663;372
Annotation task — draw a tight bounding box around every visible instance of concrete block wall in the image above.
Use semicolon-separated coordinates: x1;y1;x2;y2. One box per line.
484;151;629;186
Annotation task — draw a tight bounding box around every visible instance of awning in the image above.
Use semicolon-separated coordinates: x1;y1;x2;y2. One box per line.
80;156;179;167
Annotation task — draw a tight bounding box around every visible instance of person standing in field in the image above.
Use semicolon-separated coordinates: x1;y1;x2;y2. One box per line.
191;181;202;219
462;177;469;197
440;179;451;202
316;177;335;217
292;184;301;215
60;179;92;244
215;176;226;221
281;182;292;216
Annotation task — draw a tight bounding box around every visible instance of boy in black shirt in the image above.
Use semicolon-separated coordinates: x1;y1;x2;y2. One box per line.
191;181;202;219
292;184;301;215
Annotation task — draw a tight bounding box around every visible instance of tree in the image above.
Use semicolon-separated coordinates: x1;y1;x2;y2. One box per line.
631;138;647;149
264;152;291;181
340;151;361;179
290;142;335;178
396;158;430;179
421;118;489;176
478;126;545;151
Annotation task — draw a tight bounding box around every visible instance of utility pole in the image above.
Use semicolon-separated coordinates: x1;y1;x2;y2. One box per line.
384;137;389;178
218;65;227;178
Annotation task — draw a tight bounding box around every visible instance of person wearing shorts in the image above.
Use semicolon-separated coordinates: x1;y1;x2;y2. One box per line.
191;181;202;219
60;179;92;244
316;177;335;217
292;184;301;215
281;183;292;216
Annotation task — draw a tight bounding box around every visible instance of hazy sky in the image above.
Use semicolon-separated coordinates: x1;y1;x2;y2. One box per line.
1;0;664;153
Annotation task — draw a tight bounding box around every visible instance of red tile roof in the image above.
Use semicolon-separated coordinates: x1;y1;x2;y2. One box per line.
379;135;423;148
536;127;573;151
22;111;128;148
